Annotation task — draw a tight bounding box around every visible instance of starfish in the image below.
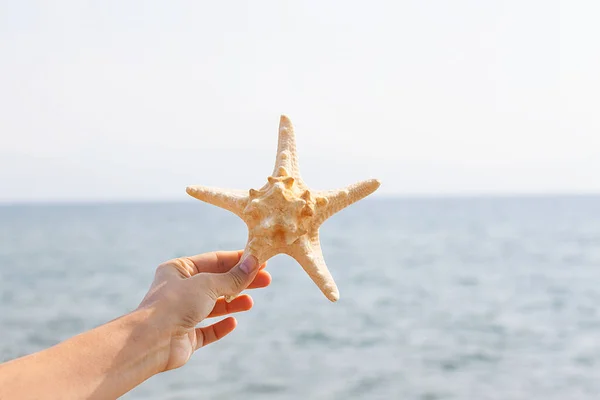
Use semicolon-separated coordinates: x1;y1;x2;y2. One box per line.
186;115;380;302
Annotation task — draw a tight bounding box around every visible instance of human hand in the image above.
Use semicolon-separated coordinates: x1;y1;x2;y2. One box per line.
137;250;271;371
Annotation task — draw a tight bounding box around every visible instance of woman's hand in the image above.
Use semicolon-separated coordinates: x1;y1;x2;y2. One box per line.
0;249;270;400
137;250;271;371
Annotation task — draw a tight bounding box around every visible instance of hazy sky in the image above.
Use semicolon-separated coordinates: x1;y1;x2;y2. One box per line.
0;1;598;202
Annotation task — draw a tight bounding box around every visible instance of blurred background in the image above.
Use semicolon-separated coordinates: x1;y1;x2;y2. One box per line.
1;1;599;399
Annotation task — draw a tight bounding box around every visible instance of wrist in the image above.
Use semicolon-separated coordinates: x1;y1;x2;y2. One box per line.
126;307;173;375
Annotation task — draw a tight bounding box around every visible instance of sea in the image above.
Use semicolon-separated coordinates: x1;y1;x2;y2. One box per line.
1;196;599;399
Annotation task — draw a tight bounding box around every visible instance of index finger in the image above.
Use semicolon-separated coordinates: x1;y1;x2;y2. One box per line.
184;250;244;274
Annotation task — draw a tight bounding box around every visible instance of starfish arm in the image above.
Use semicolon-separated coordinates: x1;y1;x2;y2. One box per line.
314;179;381;226
186;186;247;217
287;234;339;302
272;115;301;179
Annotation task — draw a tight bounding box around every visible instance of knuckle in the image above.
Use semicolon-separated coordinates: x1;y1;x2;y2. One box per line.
154;261;174;279
156;260;172;272
157;258;193;277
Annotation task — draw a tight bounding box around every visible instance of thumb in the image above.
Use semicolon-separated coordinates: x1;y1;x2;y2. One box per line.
205;255;260;299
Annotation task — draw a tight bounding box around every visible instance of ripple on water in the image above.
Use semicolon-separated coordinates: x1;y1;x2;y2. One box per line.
346;374;391;398
243;382;288;394
293;330;337;347
437;351;501;372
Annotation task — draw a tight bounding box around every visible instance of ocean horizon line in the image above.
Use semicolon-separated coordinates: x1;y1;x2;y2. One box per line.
1;191;599;206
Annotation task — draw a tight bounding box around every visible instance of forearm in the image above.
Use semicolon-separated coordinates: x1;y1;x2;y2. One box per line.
0;308;170;400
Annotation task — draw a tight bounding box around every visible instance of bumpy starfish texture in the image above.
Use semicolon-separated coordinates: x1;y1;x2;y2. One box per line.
186;115;380;302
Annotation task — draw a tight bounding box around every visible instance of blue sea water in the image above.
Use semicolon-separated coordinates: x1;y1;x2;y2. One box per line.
1;196;600;399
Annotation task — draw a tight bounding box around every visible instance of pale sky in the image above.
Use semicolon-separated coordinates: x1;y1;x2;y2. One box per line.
0;1;598;202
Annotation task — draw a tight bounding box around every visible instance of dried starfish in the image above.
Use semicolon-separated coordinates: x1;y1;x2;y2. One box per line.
186;115;380;302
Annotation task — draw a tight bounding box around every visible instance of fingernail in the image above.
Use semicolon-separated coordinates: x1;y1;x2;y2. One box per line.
239;256;258;274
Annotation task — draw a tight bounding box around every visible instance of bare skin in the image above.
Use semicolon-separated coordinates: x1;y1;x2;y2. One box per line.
0;250;271;400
